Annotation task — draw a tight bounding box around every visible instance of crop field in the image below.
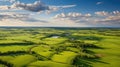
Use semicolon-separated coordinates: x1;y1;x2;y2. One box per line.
0;27;120;67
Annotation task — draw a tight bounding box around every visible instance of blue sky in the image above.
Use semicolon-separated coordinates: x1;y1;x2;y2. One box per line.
0;0;120;27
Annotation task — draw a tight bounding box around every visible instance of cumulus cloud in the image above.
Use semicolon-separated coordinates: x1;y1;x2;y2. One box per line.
0;12;48;23
95;11;120;23
0;0;77;26
0;0;75;13
54;12;92;23
54;12;91;19
96;12;120;25
0;5;10;10
0;0;76;15
112;11;120;15
53;12;93;26
11;1;49;12
95;11;109;16
53;11;120;27
94;11;120;26
0;12;30;21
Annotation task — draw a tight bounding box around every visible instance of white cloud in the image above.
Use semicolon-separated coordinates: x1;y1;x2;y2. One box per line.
0;0;16;3
0;5;10;10
54;12;92;20
53;11;120;27
0;0;76;14
0;12;50;26
94;11;120;25
53;12;93;26
95;11;109;16
55;5;76;9
112;11;120;15
96;2;103;5
0;19;31;26
0;12;48;23
11;1;49;12
54;12;84;18
0;0;119;27
85;13;91;17
2;0;75;14
0;11;120;27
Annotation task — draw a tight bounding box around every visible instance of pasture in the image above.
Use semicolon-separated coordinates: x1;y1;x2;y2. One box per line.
0;27;120;67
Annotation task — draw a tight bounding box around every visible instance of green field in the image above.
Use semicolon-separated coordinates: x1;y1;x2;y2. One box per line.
0;27;120;67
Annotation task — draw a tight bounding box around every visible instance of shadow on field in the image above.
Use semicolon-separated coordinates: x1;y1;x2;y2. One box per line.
66;40;109;67
0;60;13;67
73;57;109;67
0;41;34;46
0;51;29;56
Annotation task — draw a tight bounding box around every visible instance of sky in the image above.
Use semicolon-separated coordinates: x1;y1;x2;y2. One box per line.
0;0;120;27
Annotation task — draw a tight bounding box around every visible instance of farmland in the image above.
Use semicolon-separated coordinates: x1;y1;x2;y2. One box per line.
0;27;120;67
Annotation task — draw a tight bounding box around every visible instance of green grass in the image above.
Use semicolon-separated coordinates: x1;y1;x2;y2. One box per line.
0;56;14;62
0;45;31;53
10;54;37;67
91;37;120;67
28;61;72;67
0;64;6;67
52;51;77;64
31;45;53;57
0;27;120;67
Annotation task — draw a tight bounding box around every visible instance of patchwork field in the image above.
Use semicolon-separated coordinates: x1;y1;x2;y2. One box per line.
0;27;120;67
